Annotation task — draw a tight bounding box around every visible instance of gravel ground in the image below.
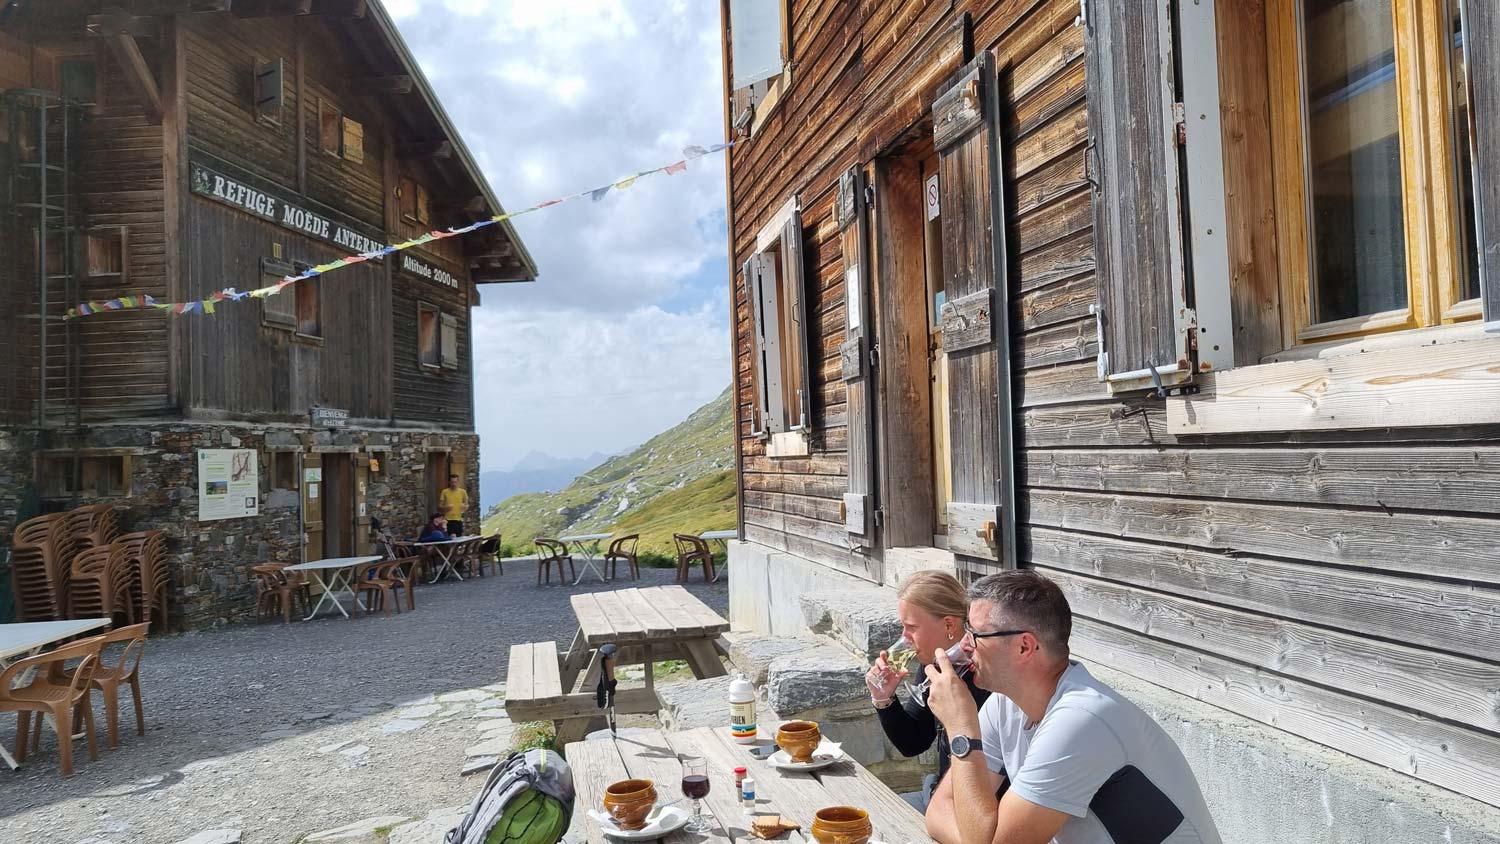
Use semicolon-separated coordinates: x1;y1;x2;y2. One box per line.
0;565;729;844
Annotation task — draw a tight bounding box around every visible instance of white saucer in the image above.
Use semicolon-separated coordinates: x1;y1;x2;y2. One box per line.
767;741;846;771
589;805;691;840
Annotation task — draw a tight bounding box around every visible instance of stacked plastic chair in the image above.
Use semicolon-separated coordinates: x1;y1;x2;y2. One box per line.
118;530;169;631
67;543;135;625
66;503;120;551
9;514;71;621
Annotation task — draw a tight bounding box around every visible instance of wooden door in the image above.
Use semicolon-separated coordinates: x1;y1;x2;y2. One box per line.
301;452;323;562
355;454;371;555
323;453;353;559
931;53;1016;569
426;451;448;516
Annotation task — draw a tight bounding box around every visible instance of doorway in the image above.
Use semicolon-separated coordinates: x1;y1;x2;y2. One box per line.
426;451;448;519
322;453;354;559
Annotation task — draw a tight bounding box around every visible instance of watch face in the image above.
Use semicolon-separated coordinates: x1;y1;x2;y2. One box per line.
952;736;971;757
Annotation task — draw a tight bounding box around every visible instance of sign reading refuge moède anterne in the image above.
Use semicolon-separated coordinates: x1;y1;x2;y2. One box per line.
190;162;386;258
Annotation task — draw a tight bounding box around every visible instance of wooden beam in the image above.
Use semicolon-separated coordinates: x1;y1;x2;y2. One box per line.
396;140;453;160
311;0;366;18
353;74;414;95
125;0;231;13
230;0;314;16
87;8;158;37
465;244;513;261
103;32;162;123
474;266;534;283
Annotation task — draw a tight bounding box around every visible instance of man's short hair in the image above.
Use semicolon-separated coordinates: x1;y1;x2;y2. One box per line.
967;570;1072;656
448;474;459;481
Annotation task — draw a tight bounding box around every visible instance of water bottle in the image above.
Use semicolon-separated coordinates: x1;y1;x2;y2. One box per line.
728;673;757;744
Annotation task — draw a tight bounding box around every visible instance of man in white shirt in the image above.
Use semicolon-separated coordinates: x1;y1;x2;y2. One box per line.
923;571;1221;844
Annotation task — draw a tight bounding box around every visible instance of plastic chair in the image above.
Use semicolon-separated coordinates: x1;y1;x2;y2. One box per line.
67;544;135;625
0;634;104;777
673;534;715;583
605;534;640;581
10;514;72;621
534;538;574;585
119;530;170;632
40;623;148;750
351;560;398;617
476;533;502;577
66;503;119;551
252;565;305;624
387;556;419;612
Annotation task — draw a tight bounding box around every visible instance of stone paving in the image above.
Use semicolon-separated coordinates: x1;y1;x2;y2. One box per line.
0;565;728;844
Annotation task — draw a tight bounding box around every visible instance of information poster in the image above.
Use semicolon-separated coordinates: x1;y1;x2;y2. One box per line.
199;449;259;521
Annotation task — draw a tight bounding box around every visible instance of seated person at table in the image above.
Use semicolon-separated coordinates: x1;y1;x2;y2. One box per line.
440;474;469;537
865;571;990;813
924;571;1221;844
418;514;450;543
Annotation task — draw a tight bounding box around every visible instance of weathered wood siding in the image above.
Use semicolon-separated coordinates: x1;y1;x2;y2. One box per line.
392;264;472;429
728;0;1500;810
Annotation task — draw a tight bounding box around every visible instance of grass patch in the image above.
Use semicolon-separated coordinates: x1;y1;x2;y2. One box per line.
510;721;557;753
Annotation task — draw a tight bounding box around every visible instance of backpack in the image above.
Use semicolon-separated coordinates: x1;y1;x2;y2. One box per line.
446;749;576;844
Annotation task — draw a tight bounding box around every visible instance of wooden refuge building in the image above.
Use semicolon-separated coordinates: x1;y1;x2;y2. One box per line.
0;0;535;627
718;0;1500;840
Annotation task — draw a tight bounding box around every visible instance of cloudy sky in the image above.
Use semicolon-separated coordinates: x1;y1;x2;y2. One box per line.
385;0;731;471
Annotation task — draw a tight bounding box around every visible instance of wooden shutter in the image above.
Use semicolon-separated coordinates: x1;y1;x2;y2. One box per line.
743;259;768;435
839;167;876;539
747;252;786;433
301;452;323;563
354;455;371;555
781;212;813;431
342;117;365;164
1083;0;1191;390
1469;1;1500;325
932;53;1015;567
440;312;459;369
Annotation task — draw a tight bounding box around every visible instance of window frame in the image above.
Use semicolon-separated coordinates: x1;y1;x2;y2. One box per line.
296;275;321;339
418;300;442;370
319;96;342;157
85;226;127;281
399;176;419;224
1267;0;1482;347
746;195;811;454
37;451;132;500
728;0;792;137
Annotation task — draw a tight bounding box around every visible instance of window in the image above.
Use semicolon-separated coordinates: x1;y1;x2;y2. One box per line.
59;59;96;106
727;0;791;135
399;177;419;222
297;276;320;337
416;184;431;226
261;258;297;329
744;196;811;440
419;302;440;367
1270;0;1481;342
320;97;341;156
38;454;130;499
270;451;298;491
86;227;126;278
341;117;364;164
254;58;283;124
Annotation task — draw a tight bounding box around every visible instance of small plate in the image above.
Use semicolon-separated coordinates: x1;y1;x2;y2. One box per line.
767;744;846;771
589;805;691;840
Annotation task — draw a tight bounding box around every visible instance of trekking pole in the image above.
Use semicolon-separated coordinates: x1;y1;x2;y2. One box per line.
595;643;619;736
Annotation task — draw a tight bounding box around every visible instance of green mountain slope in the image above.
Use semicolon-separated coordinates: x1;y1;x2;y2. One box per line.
483;386;735;555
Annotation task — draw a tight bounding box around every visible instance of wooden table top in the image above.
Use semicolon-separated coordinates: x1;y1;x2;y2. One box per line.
567;726;932;844
570;586;730;646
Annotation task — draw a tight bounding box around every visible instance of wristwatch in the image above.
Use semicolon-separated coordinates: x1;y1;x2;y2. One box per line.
950;735;982;759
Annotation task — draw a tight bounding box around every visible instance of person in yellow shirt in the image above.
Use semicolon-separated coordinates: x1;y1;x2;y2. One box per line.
439;474;469;537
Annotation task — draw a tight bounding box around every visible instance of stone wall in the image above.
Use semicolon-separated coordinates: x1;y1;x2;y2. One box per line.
0;421;480;628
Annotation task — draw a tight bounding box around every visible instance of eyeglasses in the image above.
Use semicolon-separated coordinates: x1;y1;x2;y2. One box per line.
964;620;1030;641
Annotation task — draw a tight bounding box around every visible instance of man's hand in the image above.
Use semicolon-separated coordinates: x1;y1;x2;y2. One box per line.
925;645;979;733
865;650;905;704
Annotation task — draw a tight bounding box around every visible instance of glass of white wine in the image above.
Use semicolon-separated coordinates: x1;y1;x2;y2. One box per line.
883;636;921;700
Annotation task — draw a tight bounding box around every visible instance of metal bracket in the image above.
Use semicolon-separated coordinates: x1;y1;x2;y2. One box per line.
869;343;880;370
873;508;885;528
863;184;875;207
1172;102;1187;146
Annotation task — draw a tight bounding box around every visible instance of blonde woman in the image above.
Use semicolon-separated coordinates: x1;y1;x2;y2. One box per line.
865;571;990;812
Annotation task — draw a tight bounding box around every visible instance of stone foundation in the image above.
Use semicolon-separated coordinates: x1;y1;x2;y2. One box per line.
0;421;480;629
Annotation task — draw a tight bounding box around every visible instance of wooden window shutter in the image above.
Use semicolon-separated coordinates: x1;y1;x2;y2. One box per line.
342;117;365;164
747;252;786;433
781;211;813;432
838;167;876;539
440;312;459;369
1470;2;1500;327
1082;0;1192;390
932;52;1015;567
743;259;768;435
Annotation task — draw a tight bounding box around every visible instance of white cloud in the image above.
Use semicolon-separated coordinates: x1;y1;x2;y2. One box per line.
385;0;731;469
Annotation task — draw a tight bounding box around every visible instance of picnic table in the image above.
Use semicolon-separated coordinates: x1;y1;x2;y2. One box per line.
413;535;481;583
567;725;933;844
505;586;731;745
0;618;110;770
559;532;612;585
284;555;383;619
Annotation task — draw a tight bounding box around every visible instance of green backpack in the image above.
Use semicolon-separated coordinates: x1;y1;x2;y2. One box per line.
446;749;575;844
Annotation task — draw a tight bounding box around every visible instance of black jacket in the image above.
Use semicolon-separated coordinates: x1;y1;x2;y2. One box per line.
875;668;990;781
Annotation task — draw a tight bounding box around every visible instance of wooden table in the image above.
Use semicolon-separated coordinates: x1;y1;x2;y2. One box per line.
560;532;612;585
0;618;110;770
567;726;933;844
285;556;383;619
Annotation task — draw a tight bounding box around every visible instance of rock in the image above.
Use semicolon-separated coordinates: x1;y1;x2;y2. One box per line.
657;675;734;732
318;739;358;754
381;719;428;735
481;683;506;694
798;589;901;660
303;815;412;844
297;712;333;723
389;807;467;844
764;643;868;716
174;830;242;844
339;744;371;758
437;689;488;703
465;736;513;757
461;756;499;776
720;632;824;686
396;704;441;719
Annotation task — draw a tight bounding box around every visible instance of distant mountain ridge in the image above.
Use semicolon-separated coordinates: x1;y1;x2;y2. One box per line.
479;451;609;513
482;386;735;554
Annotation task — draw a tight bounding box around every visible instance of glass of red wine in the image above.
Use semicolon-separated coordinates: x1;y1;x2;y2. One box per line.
681;755;711;832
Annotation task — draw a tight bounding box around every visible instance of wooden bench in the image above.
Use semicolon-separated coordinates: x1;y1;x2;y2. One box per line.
504;640;657;748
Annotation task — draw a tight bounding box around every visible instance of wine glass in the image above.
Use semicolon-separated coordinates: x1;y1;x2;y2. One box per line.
681;755;711;832
913;640;973;708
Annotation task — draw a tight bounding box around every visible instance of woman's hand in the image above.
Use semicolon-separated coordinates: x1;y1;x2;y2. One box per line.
865;650;906;706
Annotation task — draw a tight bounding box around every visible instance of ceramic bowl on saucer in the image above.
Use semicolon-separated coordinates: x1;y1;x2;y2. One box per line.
603;779;658;831
811;806;872;844
776;720;822;763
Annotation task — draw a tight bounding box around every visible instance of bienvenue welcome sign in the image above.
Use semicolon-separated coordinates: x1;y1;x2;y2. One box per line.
190;162;386;258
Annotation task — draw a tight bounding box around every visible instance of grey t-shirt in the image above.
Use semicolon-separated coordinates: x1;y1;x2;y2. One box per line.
978;662;1221;844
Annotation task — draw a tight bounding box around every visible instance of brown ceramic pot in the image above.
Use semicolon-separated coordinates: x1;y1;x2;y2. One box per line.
811;806;872;844
776;720;822;763
603;779;657;831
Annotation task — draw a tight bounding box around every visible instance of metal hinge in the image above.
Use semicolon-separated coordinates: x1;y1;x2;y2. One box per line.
863;184;875;207
873;508;885;528
869;343;880;370
1090;303;1108;381
1172;102;1187;146
1076;0;1089;28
